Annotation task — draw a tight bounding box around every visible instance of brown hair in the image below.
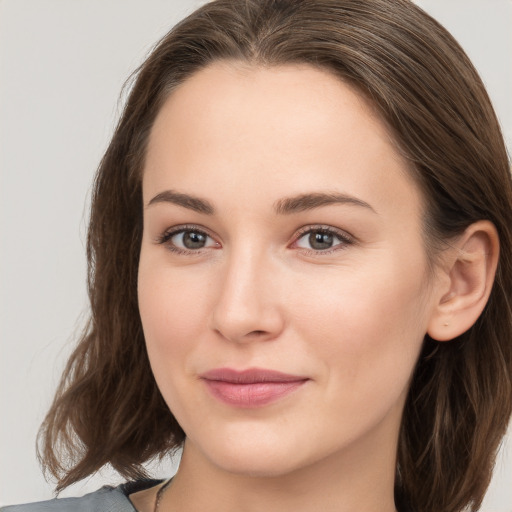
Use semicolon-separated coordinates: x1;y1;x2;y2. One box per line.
38;1;512;511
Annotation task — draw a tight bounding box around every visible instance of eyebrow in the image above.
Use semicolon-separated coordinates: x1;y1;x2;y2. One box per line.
146;190;376;215
274;192;376;215
147;190;215;214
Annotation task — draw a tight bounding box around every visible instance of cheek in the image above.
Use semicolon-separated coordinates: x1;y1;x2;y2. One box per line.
138;259;216;422
290;254;430;391
137;256;212;368
296;267;427;345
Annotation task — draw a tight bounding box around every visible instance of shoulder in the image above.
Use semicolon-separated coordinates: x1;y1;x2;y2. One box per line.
0;480;163;512
0;485;131;512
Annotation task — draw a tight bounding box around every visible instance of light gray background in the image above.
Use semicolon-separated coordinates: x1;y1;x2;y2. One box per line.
1;0;511;508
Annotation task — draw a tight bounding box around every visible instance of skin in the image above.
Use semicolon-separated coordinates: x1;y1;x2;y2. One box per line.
135;62;451;512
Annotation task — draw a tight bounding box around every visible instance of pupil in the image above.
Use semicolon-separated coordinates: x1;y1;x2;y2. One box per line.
309;231;333;250
183;231;206;249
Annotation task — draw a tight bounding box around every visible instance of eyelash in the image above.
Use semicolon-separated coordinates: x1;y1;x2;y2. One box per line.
156;224;218;255
155;224;355;256
291;225;355;255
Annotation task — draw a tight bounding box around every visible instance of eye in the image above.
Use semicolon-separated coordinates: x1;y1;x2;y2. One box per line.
294;227;354;253
157;226;219;253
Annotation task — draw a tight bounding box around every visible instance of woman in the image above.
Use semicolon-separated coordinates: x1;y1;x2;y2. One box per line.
3;1;511;511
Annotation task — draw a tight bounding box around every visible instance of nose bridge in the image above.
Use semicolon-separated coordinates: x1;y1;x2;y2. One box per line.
210;242;283;342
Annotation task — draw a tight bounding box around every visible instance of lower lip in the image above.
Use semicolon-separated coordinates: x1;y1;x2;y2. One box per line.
203;380;307;408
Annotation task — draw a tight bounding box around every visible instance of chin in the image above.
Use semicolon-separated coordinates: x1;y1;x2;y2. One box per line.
212;452;305;479
187;432;311;478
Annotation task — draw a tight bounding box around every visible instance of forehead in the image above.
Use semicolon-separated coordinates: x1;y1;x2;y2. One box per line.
143;61;423;223
148;62;386;159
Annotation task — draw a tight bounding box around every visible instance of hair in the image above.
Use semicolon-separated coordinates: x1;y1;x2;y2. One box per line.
38;1;512;511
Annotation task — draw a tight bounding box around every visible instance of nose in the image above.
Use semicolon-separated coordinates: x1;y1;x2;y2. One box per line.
209;249;285;344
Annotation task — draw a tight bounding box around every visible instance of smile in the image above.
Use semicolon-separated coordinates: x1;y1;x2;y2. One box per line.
200;368;309;408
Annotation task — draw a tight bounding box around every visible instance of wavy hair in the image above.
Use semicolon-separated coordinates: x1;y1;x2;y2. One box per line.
38;1;512;511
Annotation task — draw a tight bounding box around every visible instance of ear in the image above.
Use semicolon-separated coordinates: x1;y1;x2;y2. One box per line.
427;220;499;342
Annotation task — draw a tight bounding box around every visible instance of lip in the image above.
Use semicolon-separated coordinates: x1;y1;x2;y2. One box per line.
200;368;309;408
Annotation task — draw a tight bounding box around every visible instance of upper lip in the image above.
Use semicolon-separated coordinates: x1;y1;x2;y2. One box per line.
200;367;308;383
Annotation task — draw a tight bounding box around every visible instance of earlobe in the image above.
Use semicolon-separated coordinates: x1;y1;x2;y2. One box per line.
427;220;499;342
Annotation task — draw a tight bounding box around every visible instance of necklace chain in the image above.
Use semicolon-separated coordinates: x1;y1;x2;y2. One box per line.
153;479;172;512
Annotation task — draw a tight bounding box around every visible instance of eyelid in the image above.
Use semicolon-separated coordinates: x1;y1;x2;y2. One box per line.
154;223;355;256
290;224;356;254
155;224;221;254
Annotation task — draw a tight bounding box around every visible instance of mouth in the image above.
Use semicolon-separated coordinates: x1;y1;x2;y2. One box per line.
199;368;309;408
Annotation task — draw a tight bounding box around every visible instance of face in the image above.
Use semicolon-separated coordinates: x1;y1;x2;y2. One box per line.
138;62;439;478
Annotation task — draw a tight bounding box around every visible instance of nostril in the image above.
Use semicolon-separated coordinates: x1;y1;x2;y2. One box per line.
249;330;266;336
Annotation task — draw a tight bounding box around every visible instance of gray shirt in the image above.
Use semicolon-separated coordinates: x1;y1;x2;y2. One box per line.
0;480;163;512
